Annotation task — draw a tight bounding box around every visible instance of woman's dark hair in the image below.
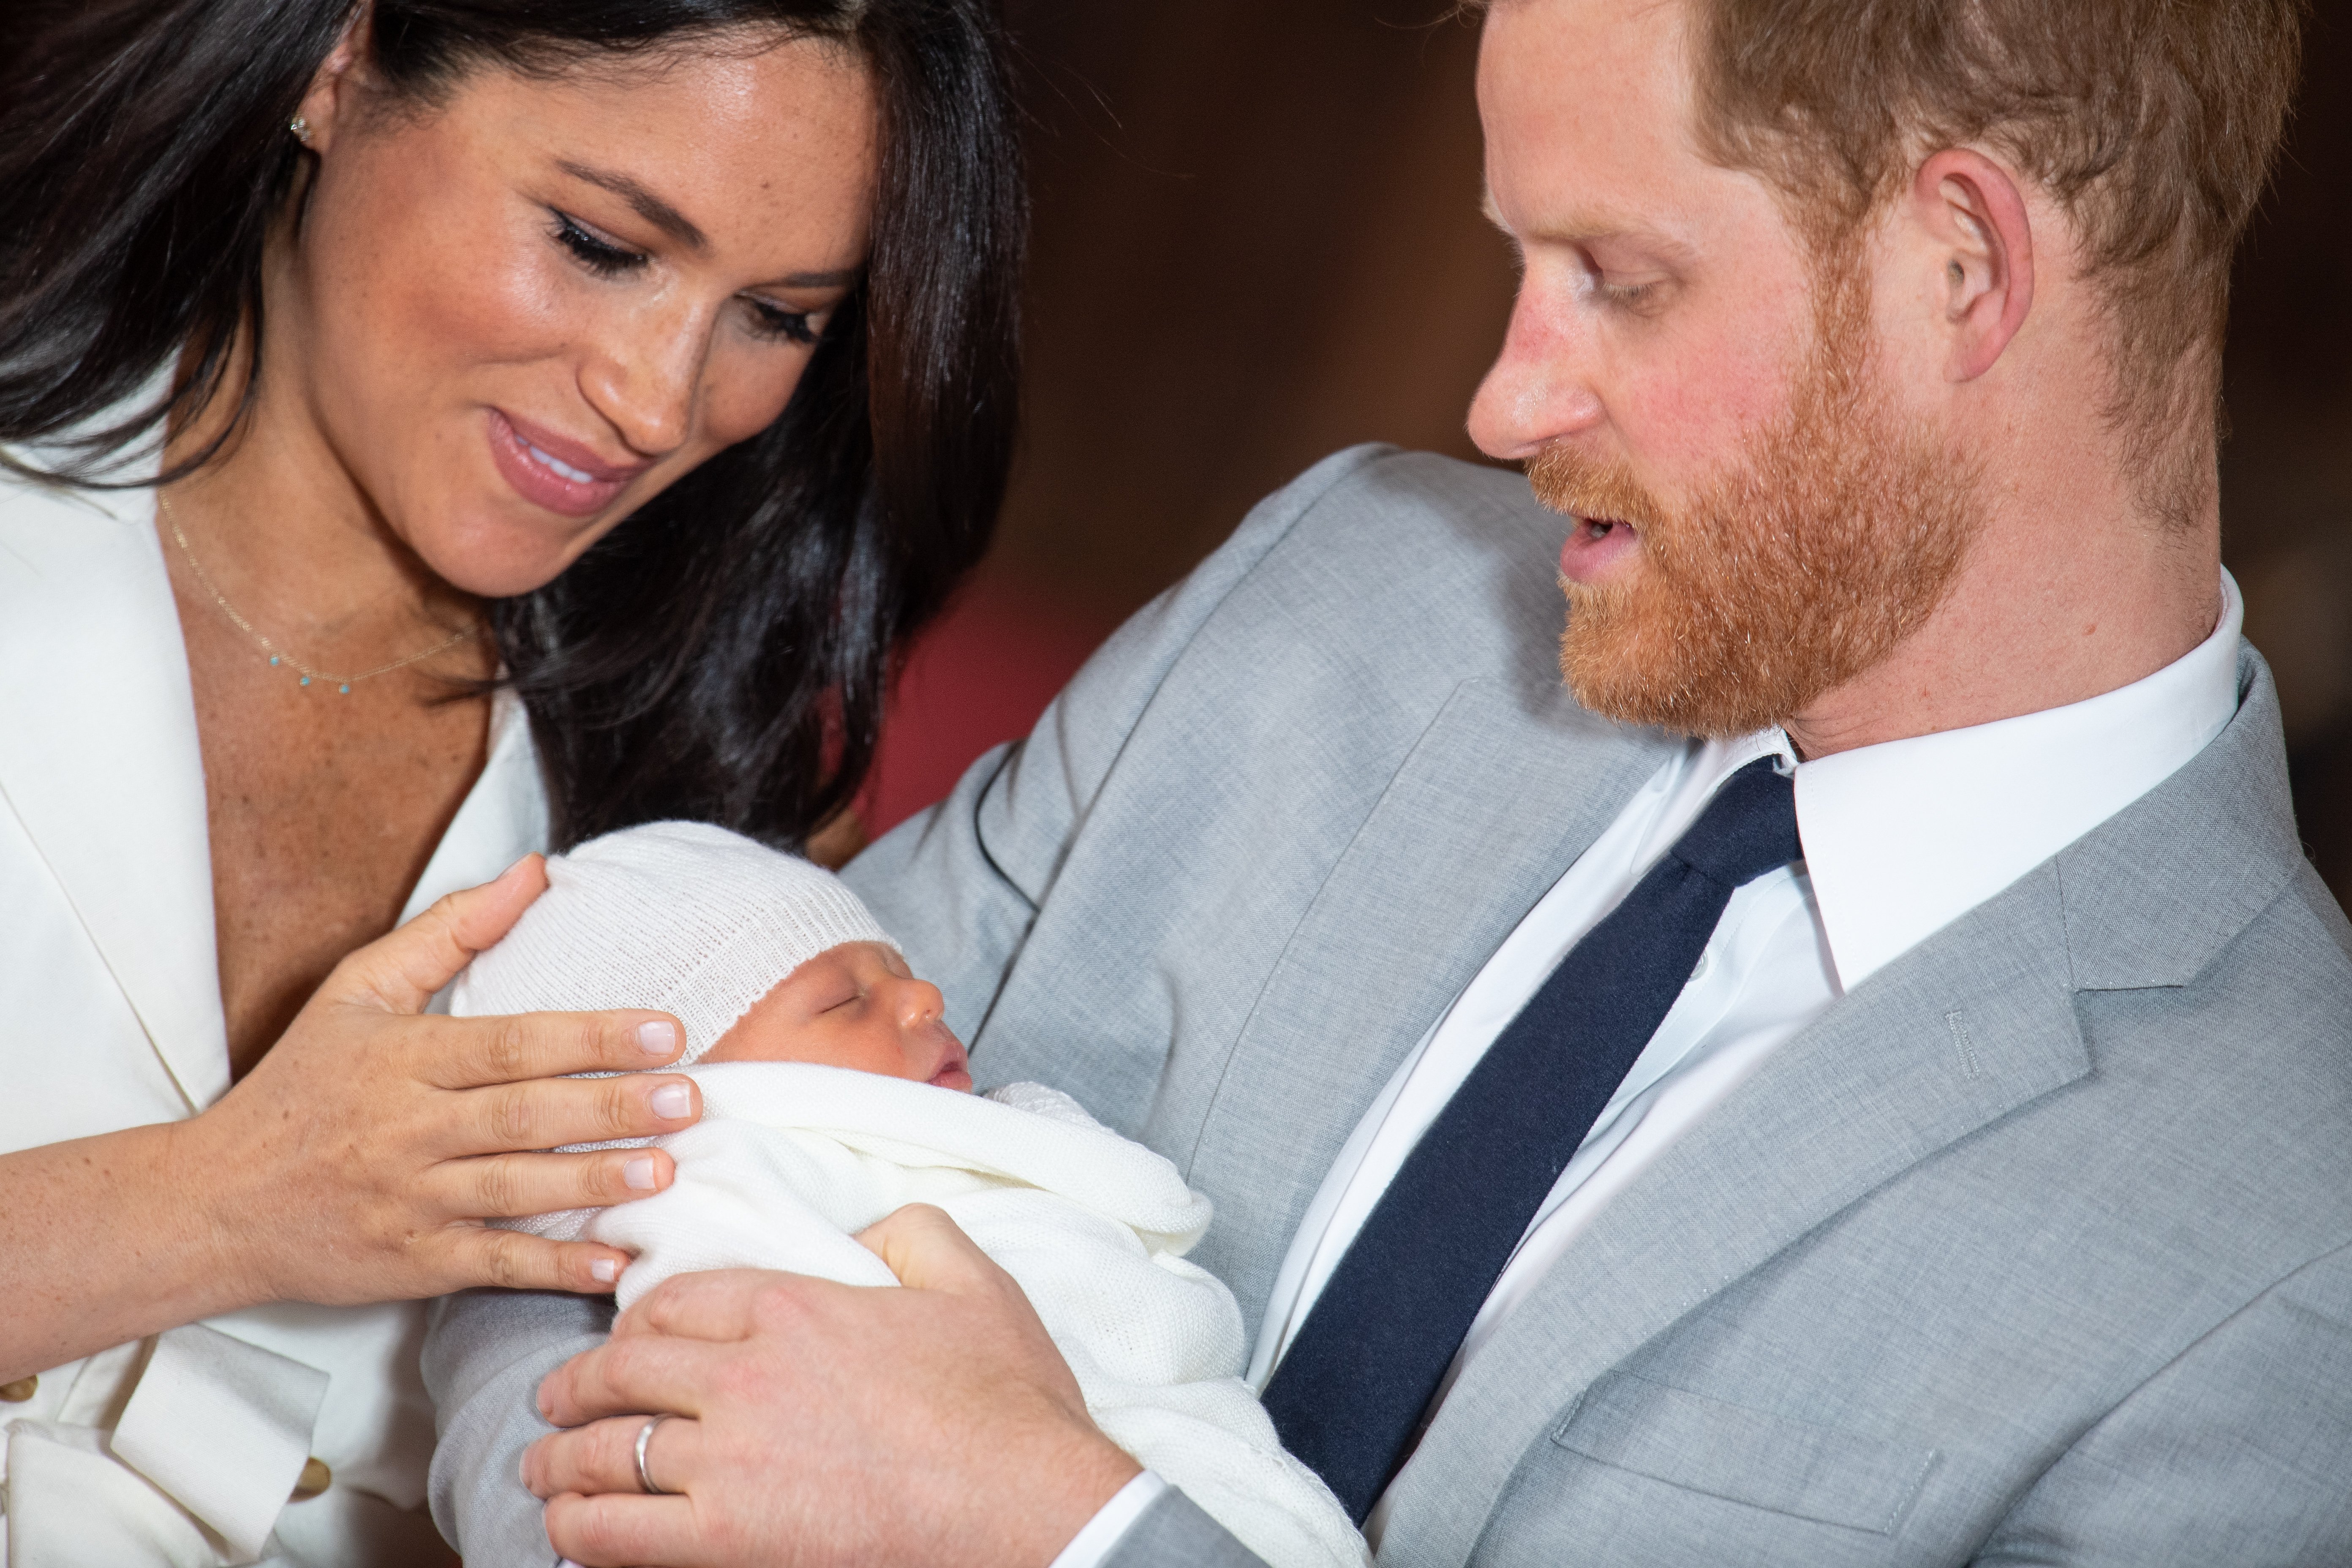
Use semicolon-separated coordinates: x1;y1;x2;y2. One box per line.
0;0;1024;851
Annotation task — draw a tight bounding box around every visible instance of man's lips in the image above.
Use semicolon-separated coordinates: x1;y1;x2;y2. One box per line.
487;408;650;518
1559;514;1643;584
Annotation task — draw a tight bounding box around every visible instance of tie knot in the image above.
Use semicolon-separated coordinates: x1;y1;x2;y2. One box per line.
1669;756;1801;890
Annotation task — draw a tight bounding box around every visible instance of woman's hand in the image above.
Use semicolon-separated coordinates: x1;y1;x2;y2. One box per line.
1;856;704;1382
524;1206;1141;1568
191;854;707;1306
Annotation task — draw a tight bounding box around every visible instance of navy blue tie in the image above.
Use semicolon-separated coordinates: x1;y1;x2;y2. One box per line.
1260;757;1800;1522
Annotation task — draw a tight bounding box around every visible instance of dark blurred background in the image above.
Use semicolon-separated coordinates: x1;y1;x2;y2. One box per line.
861;2;2352;905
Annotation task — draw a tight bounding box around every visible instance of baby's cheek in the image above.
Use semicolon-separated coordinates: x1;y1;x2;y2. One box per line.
696;1032;760;1064
700;1013;798;1063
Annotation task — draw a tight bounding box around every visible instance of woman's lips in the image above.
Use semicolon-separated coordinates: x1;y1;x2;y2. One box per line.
486;408;646;518
1559;515;1643;584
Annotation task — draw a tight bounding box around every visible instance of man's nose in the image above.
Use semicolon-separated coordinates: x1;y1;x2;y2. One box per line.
579;299;707;460
1466;272;1605;461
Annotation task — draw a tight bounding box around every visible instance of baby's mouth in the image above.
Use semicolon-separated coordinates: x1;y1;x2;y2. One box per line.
927;1031;974;1091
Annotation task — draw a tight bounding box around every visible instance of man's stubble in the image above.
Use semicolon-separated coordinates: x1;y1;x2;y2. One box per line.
1529;252;1984;740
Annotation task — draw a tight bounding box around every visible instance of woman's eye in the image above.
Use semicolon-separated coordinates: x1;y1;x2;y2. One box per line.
746;297;819;346
550;211;647;277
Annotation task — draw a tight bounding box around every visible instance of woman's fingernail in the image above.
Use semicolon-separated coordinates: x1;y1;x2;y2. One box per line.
651;1082;692;1120
591;1257;621;1284
623;1156;657;1191
637;1020;678;1056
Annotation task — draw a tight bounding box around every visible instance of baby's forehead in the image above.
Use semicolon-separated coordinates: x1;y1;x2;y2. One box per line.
780;937;907;981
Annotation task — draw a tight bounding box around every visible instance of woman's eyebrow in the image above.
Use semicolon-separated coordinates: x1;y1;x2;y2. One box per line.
555;159;861;289
556;159;708;250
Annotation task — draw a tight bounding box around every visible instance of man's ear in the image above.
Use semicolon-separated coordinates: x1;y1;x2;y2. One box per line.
293;3;373;156
1911;147;2036;383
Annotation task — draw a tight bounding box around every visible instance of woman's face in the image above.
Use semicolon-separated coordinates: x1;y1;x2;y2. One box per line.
283;34;877;597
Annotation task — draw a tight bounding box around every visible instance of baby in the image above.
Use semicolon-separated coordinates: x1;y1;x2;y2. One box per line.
450;822;1364;1568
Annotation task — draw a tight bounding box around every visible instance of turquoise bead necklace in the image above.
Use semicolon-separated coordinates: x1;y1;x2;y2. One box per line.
159;492;477;694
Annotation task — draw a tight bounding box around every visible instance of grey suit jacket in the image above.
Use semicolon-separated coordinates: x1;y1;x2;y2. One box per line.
426;445;2352;1567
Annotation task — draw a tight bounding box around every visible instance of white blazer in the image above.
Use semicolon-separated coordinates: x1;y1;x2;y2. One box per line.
0;465;548;1566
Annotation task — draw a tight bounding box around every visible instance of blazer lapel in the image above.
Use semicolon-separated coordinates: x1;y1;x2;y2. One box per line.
1375;648;2306;1566
0;477;228;1111
1183;677;1676;1321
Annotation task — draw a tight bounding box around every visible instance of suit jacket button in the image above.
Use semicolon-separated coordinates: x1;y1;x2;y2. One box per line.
291;1457;332;1500
0;1376;35;1402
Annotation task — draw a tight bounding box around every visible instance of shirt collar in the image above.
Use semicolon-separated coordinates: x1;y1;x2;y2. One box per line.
1779;569;2243;993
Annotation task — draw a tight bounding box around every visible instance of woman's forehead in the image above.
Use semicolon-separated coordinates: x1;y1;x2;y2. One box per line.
449;38;878;275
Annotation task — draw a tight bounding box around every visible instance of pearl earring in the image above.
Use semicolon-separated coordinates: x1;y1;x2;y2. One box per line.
289;114;311;146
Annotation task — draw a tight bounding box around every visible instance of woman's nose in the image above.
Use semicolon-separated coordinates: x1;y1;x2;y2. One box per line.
1466;273;1606;462
579;301;706;459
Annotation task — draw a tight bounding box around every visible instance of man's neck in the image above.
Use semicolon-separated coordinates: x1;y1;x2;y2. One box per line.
1783;501;2223;760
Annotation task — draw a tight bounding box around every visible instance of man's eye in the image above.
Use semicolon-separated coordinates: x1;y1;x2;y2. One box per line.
747;297;819;346
550;211;647;277
1599;275;1670;313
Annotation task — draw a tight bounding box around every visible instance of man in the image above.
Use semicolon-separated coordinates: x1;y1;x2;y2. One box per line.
427;0;2352;1563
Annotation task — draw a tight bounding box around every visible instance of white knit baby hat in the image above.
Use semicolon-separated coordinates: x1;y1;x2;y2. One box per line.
451;820;895;1065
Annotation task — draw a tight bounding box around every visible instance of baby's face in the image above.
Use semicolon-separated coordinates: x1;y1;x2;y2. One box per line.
702;941;973;1090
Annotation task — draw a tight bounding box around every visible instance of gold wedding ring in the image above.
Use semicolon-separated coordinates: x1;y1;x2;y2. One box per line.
634;1413;676;1496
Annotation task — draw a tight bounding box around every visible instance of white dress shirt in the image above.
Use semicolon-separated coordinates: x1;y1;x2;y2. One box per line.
1059;570;2243;1565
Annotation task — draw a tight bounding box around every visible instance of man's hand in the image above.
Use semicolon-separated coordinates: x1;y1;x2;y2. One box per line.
525;1204;1143;1568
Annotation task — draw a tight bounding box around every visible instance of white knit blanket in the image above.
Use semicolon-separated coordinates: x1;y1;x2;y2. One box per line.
513;1064;1367;1568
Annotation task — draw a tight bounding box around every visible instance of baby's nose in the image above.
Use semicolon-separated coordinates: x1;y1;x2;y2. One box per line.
895;977;947;1028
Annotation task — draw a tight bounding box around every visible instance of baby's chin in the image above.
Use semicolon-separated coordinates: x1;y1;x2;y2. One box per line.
693;1047;974;1094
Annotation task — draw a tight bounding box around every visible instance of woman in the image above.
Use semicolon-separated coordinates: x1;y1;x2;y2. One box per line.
0;0;1021;1560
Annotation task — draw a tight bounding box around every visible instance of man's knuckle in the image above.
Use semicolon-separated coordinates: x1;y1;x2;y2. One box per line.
749;1277;814;1332
600;1339;653;1394
573;1503;624;1555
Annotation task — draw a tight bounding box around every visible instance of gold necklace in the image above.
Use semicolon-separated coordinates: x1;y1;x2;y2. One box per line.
158;492;479;695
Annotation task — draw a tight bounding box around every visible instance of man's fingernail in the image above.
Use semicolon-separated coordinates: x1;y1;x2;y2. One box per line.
623;1156;657;1191
651;1082;692;1119
591;1257;621;1283
637;1020;678;1056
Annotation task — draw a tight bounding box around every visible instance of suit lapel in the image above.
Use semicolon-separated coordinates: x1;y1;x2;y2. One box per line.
1183;678;1675;1321
0;477;228;1111
1376;648;2305;1566
1377;866;2087;1562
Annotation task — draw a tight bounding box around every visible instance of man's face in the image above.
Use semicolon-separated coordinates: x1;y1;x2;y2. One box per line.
1467;0;1980;739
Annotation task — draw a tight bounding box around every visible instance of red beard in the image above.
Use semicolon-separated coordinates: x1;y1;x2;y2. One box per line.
1530;259;1982;739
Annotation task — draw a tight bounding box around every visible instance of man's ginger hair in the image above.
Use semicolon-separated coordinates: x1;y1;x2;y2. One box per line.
1480;0;2306;527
